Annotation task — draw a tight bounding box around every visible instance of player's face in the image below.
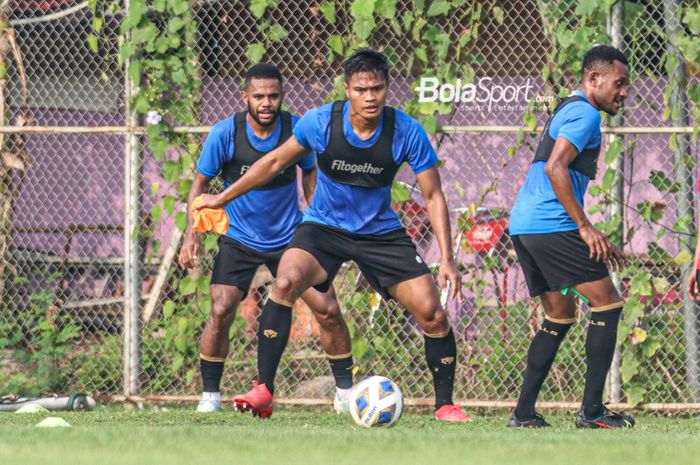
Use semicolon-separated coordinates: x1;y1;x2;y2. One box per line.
592;60;629;116
243;77;283;127
344;72;388;121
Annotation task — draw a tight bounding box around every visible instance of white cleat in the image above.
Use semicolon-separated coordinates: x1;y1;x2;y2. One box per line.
196;392;222;413
333;394;350;414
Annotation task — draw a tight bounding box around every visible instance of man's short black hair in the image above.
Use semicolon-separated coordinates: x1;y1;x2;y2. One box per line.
245;63;283;87
343;48;389;82
582;45;628;74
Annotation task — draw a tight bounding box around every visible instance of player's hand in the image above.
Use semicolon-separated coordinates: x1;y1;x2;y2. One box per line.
194;193;226;210
178;231;199;269
439;258;462;302
579;223;619;263
606;244;627;272
686;269;700;301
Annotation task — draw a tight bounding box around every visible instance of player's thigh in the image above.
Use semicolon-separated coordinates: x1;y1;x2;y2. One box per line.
283;223;349;295
573;276;623;307
274;247;331;294
388;273;444;326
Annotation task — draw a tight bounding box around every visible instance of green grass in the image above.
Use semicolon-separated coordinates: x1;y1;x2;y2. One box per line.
1;406;699;465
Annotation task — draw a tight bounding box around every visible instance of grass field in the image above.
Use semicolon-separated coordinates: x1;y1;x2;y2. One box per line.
1;405;699;465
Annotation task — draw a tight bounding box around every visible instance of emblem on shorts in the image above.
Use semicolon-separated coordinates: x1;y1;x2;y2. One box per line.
263;329;278;338
440;356;455;365
415;255;423;264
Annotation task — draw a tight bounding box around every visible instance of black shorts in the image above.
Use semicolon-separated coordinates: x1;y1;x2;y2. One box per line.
288;222;430;299
210;235;284;291
511;230;609;297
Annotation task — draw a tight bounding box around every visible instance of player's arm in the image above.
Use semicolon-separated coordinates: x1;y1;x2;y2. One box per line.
416;166;462;300
544;137;623;266
301;165;317;206
195;136;309;209
178;173;210;269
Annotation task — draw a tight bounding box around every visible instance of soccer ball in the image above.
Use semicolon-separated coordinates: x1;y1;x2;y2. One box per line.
348;376;403;428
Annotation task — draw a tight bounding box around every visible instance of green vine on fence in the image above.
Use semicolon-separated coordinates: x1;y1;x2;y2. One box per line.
88;0;215;388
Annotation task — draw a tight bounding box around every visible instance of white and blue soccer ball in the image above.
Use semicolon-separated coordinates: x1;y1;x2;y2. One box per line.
349;375;403;428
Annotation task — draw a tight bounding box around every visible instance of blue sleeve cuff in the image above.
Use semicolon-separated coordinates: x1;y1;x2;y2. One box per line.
196;166;217;178
298;151;316;171
412;157;439;175
292;108;317;151
556;134;585;153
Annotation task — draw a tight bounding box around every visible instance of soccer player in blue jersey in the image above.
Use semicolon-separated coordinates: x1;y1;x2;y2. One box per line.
179;63;353;416
196;49;470;422
507;45;634;428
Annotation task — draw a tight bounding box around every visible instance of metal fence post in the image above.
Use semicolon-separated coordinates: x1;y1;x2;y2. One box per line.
663;0;699;402
122;0;142;396
605;0;625;404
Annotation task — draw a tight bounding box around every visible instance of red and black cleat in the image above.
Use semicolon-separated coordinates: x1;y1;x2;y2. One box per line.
575;407;635;429
232;381;273;419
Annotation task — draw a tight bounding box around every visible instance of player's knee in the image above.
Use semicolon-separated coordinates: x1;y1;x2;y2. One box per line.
418;306;449;335
274;270;304;300
209;299;235;326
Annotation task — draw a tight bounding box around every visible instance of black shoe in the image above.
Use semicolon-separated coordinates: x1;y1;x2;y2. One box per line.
507;412;550;428
575;407;635;429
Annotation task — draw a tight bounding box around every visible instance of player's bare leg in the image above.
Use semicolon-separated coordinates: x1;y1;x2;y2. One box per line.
301;286;353;413
389;274;470;422
197;284;245;412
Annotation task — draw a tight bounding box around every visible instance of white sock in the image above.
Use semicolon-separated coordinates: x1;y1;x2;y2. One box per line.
202;391;221;402
336;387;352;401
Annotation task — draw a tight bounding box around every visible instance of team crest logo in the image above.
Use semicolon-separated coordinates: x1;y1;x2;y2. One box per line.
440;356;455;365
263;329;278;338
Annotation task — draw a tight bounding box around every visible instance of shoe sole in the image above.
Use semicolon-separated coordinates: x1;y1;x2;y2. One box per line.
507;422;549;428
233;400;272;419
575;420;633;429
435;416;472;422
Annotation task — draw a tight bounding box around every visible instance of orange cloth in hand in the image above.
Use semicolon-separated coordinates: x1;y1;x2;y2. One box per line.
191;196;229;235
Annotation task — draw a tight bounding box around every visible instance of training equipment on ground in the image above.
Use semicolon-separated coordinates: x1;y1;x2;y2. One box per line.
35;417;72;428
15;404;49;414
0;394;95;412
348;376;403;428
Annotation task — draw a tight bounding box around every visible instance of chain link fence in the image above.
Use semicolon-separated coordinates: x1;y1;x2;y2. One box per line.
1;0;699;409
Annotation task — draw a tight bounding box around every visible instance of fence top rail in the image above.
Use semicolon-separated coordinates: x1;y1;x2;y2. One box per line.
0;126;696;135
